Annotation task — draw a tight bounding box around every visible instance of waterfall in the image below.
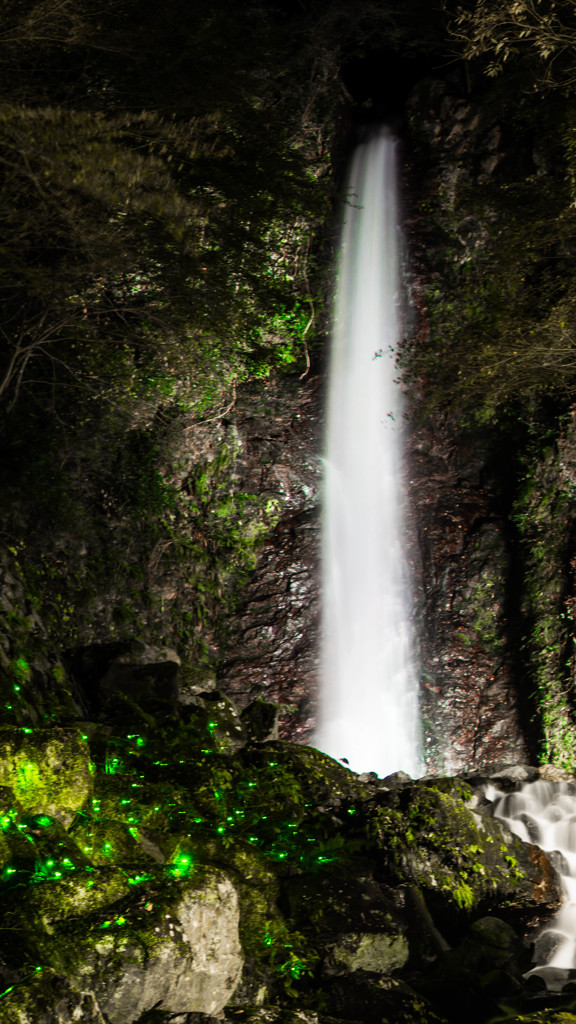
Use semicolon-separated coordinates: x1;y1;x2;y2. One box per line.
488;779;576;991
315;129;421;779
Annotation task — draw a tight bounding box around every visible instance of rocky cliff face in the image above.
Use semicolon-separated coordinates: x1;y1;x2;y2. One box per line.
407;414;529;774
216;374;323;745
207;75;540;774
400;72;572;773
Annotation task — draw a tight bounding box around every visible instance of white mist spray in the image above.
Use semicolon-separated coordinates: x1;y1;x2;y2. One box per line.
316;130;421;778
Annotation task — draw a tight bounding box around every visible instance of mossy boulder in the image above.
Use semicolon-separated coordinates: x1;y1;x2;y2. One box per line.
316;973;447;1024
366;779;560;918
235;742;369;848
243;742;369;809
285;874;402;935
0;808;89;886
23;865;131;925
0;728;92;826
284;874;409;976
2;865;242;1024
455;915;524;977
84;867;243;1023
70;814;145;866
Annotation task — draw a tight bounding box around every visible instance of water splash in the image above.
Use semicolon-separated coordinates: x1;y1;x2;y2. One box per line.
488;778;576;991
315;130;421;778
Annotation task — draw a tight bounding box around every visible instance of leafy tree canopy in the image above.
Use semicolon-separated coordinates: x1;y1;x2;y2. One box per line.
0;0;341;414
445;0;576;91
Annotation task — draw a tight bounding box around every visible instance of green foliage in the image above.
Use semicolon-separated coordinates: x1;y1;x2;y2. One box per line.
0;0;340;676
404;56;576;429
445;0;576;90
367;782;527;912
404;160;576;424
261;916;317;999
0;0;332;412
512;445;576;769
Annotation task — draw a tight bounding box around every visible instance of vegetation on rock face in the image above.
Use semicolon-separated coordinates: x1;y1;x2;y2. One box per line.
0;0;330;409
403;26;576;768
404;77;576;426
0;0;341;692
511;441;576;769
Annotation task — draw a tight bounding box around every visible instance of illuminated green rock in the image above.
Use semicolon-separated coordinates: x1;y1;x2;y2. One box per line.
0;811;88;887
24;866;130;926
0;788;22;873
70;816;144;866
0;864;242;1022
0;729;92;826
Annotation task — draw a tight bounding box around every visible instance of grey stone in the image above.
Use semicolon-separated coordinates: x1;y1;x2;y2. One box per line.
380;770;413;787
328;932;410;975
490;765;539;785
83;869;243;1024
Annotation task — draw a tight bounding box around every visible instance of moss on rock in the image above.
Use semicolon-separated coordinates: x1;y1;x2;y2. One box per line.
0;729;92;826
366;780;558;915
0;967;106;1024
327;931;410;975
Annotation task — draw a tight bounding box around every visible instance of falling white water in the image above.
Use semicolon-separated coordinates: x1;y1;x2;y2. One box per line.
488;779;576;991
315;130;421;778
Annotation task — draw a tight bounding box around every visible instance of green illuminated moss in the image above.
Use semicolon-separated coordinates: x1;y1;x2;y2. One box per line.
0;729;92;825
166;847;194;879
69;818;142;867
22;866;130;924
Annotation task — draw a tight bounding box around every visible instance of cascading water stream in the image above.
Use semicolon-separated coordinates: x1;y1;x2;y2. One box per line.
488;779;576;991
315;129;421;778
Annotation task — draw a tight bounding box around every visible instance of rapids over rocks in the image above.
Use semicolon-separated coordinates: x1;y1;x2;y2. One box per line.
488;778;576;992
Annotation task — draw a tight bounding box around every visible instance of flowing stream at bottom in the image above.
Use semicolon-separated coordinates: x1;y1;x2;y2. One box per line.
487;779;576;991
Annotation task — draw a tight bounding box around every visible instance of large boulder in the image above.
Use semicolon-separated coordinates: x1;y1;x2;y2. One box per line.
6;865;243;1024
90;869;242;1022
366;777;561;922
